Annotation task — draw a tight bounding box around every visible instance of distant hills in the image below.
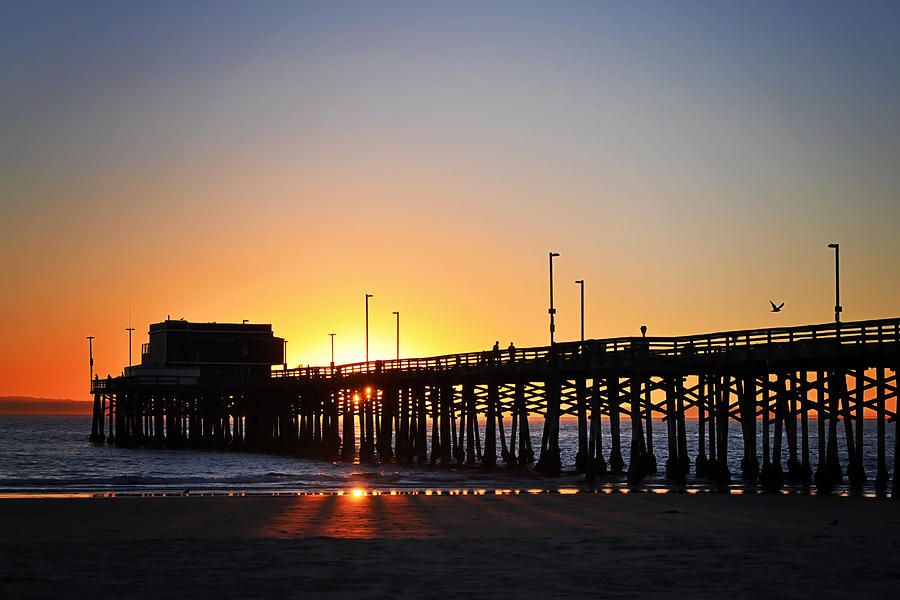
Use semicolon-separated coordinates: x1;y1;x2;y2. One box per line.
0;396;93;415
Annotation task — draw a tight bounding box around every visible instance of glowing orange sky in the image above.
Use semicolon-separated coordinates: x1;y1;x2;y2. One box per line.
2;2;899;399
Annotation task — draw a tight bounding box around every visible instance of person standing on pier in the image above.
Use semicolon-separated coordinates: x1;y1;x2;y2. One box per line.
508;342;516;362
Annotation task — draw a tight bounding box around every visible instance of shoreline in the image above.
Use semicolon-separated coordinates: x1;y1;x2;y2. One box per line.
0;485;892;500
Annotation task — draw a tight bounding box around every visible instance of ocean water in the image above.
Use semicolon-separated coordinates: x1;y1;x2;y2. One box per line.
0;415;894;495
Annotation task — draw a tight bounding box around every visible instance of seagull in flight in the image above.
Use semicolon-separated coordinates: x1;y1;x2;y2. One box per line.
770;300;784;312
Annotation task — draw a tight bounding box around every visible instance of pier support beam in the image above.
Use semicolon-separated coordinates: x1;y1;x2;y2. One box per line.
786;374;801;482
799;372;813;486
440;384;453;465
763;374;785;491
397;387;409;461
608;377;625;474
575;378;588;473
715;375;731;487
536;378;561;476
646;379;659;474
90;392;104;444
893;365;899;499
450;385;462;465
675;377;689;476
516;382;533;465
483;382;497;468
707;376;718;478
849;371;867;488
739;373;759;484
587;378;606;479
464;384;477;466
415;385;427;464
430;385;441;465
664;377;684;485
627;375;649;485
696;375;708;477
379;385;395;462
496;386;509;465
814;371;826;489
838;373;859;488
341;389;355;461
816;371;843;494
875;367;888;495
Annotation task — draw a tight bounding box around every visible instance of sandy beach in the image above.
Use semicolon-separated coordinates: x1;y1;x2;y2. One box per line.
2;492;898;599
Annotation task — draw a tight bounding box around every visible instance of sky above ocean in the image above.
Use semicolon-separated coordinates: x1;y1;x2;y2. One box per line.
2;1;899;399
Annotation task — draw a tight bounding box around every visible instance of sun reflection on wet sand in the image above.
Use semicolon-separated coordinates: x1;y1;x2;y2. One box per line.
255;492;441;539
0;493;95;499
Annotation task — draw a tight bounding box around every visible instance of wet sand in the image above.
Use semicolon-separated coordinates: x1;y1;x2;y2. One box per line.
2;492;899;598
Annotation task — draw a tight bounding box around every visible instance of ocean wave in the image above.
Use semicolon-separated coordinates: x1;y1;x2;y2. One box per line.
0;470;434;491
0;469;541;492
0;473;309;488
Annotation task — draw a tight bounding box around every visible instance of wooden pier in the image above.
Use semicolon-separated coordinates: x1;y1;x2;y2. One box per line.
90;317;900;495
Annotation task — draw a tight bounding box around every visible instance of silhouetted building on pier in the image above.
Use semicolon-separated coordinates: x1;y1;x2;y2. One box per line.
128;319;284;385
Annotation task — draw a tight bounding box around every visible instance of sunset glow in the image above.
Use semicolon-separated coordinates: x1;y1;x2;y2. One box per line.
2;2;899;402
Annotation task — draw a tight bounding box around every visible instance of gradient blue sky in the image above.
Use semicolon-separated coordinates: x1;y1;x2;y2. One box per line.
2;1;899;397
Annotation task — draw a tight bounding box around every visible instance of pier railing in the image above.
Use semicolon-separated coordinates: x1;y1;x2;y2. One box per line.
93;317;899;390
271;317;900;380
92;373;200;392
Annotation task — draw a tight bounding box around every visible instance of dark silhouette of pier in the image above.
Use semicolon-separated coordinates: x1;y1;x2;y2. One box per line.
91;317;900;495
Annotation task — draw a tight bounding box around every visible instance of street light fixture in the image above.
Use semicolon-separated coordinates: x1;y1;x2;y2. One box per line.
365;293;373;363
125;327;135;370
549;252;560;345
329;333;336;368
827;243;841;323
392;311;399;360
87;336;95;382
575;280;584;350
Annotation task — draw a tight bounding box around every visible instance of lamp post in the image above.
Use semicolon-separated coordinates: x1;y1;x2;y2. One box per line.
282;339;288;371
575;280;584;350
392;311;399;360
365;293;373;363
548;252;560;345
827;243;841;323
125;327;135;369
87;336;95;382
329;333;336;368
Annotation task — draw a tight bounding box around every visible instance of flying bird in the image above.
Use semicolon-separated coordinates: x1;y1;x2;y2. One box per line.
770;300;784;312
